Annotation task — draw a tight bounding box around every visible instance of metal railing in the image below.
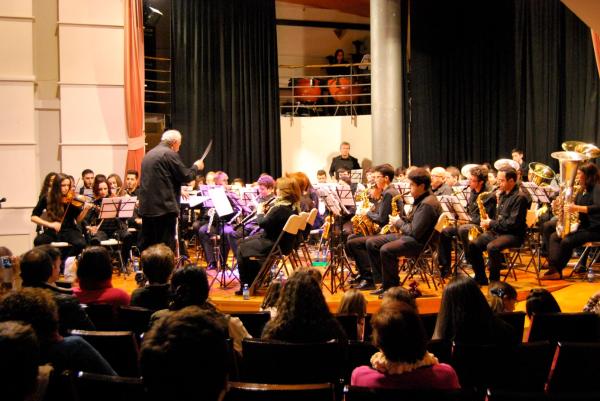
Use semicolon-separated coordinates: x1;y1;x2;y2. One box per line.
279;63;371;118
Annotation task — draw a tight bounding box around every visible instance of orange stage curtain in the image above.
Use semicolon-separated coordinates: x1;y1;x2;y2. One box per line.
593;30;600;79
124;0;145;175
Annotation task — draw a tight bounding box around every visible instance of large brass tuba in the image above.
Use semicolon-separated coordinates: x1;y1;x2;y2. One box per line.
528;162;556;186
550;150;586;238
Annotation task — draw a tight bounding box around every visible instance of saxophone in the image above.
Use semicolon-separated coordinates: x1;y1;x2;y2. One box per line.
468;191;491;241
351;188;380;236
380;194;403;234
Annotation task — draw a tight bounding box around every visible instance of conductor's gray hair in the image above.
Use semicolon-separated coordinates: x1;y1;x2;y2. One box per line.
161;130;182;145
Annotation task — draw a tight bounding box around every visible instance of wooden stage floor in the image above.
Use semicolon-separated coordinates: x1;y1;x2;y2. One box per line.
113;252;600;316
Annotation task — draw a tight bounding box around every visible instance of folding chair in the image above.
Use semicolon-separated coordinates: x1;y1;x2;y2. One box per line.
569;241;600;278
502;216;542;285
290;212;310;268
99;238;126;275
249;214;304;295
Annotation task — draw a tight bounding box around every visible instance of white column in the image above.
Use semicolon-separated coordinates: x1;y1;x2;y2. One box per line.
370;0;403;167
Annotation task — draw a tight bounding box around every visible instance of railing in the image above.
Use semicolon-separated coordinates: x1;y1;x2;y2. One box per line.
279;63;371;118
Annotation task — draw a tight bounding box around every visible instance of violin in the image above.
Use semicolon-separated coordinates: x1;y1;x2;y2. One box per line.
62;189;86;207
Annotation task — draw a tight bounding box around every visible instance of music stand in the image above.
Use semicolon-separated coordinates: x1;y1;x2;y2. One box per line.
350;169;363;184
98;197;136;274
438;195;472;278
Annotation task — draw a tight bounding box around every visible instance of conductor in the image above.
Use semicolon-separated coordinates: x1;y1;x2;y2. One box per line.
139;130;205;251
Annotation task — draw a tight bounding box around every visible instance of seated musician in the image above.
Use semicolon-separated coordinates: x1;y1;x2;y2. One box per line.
31;173;91;256
226;175;276;263
235;177;300;294
543;162;600;279
430;167;453;196
438;165;494;277
466;167;529;285
78;169;95;197
369;168;442;296
346;165;399;291
288;171;324;229
84;175;135;266
124;169;139;196
107;173;123;197
337;167;364;237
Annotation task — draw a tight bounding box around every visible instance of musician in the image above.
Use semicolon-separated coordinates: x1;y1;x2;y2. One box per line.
317;170;328;183
236;177;300;293
346;165;399;290
138;129;204;251
511;148;528;182
107;174;123;197
78;169;95;197
543;162;600;279
329;142;361;180
438;165;494;277
430;167;453;196
466;167;529;285
226;175;276;263
369;167;442;295
445;166;461;186
125;170;139;196
288;171;324;229
31;173;91;256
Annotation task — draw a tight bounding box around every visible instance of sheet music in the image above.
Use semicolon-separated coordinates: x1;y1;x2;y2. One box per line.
521;182;550;204
350;169;363;184
208;187;234;217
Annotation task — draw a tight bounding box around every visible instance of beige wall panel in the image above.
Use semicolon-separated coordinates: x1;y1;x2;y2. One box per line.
0;20;34;77
276;2;369;24
61;145;128;178
0;146;38;207
0;82;35;142
0;209;35;235
36;108;61;178
0;1;33;18
59;25;124;85
34;0;59;101
0;234;34;256
60;85;126;144
280;115;372;182
59;0;123;26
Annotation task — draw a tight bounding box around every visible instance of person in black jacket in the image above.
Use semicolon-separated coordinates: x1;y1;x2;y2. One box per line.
466;167;529;285
235;177;301;293
329;142;361;180
138;130;205;251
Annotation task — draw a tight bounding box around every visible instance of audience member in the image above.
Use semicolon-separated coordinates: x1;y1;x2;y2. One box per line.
131;244;174;311
351;303;460;390
73;246;130;307
583;290;600;315
262;271;346;343
260;280;283;318
433;275;518;345
21;247;94;334
0;288;115;375
381;286;418;311
487;281;517;313
337;289;368;341
525;288;561;319
141;306;229;401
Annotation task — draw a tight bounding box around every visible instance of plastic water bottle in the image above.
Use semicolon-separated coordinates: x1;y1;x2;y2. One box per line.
270;266;277;281
242;284;250;300
588;266;595;283
278;271;286;285
132;257;140;272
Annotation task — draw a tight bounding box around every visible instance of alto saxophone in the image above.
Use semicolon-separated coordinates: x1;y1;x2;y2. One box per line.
351;188;380;236
468;191;491;241
380;194;403;234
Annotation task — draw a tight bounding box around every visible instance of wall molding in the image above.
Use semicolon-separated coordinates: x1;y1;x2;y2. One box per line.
58;21;123;29
59;143;128;146
0;15;34;22
58;82;124;87
0;76;36;83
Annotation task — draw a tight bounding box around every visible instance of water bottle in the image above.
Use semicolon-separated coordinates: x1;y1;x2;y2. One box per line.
588;266;594;283
133;257;140;272
242;284;250;300
278;271;286;285
270;266;277;281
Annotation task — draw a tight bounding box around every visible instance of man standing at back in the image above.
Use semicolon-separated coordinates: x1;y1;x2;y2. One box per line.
139;130;204;251
329;141;361;180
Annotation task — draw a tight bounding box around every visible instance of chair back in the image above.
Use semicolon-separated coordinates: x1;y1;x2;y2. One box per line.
451;342;507;392
82;303;118;331
427;338;452;364
240;339;344;384
307;208;318;226
497;311;526;342
225;382;335;401
68;371;145;401
546;342;600;393
420;312;438;339
344;386;471;401
230;312;271;338
346;341;378;382
69;330;140;377
527;313;600;343
118;306;153;336
335;314;359;341
298;212;310;231
497;341;555;392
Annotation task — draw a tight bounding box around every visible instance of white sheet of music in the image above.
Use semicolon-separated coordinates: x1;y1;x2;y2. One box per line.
209;187;234;217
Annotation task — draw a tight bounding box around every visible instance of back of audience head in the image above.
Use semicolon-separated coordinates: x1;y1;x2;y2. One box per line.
0;288;59;347
372;303;427;364
20;247;57;286
525;288;561;318
76;246;113;289
170;265;209;310
488;281;517;313
141;244;174;285
261;280;283;311
141;306;228;401
433;275;494;342
0;321;40;401
337;289;367;318
381;286;418;311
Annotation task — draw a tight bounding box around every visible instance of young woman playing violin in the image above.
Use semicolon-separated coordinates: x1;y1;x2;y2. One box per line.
31;173;91;255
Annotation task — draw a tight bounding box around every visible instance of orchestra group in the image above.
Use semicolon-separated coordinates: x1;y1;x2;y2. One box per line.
30;131;600;297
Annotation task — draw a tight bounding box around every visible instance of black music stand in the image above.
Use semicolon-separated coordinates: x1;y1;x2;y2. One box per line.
98;197;136;274
438;195;472;278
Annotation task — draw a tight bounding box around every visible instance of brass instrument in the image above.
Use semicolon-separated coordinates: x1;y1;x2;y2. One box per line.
551;149;586;238
322;214;334;240
494;159;520;171
528;162;556;186
468;191;491;241
380;194;403;234
461;164;480;180
351;188;380;236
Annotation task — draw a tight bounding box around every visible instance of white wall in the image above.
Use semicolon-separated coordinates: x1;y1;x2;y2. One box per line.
0;0;37;254
280;115;373;182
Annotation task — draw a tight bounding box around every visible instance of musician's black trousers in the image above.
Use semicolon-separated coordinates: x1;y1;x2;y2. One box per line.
140;213;177;252
548;229;600;273
438;224;477;269
467;232;522;283
34;228;86;256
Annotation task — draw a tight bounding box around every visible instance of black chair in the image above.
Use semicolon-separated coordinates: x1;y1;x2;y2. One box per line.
493;341;556;392
67;371;145;401
336;314;360;341
230;312;271;338
69;330;140;377
546;342;600;394
427;339;452;364
497;311;526;342
81;303;118;331
527;313;600;343
344;385;475;401
346;341;378;382
420;312;438;339
487;389;600;401
118;306;153;336
224;382;335;401
451;342;506;393
240;339;344;384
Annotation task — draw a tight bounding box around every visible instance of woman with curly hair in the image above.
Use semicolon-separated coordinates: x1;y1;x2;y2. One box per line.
261;271;346;343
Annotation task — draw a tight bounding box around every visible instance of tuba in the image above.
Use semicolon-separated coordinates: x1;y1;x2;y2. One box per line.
528;162;556;186
551;150;586;238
